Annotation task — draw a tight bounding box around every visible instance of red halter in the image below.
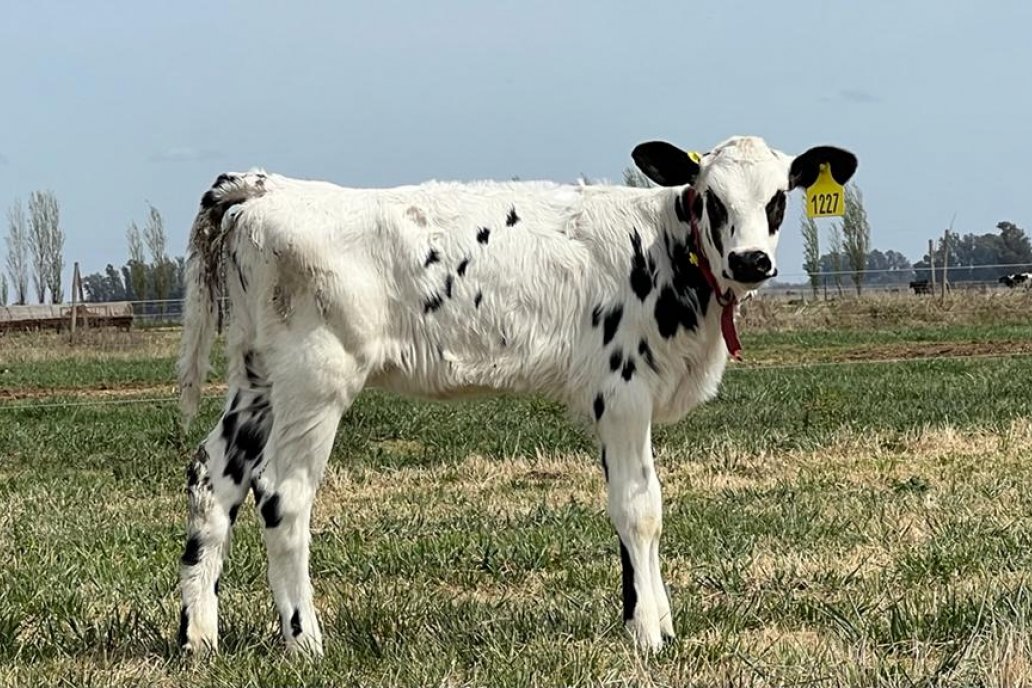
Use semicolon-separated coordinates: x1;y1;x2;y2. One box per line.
684;188;742;361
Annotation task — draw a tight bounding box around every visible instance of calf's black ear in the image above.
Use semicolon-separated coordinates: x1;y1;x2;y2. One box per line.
789;146;858;189
631;141;701;187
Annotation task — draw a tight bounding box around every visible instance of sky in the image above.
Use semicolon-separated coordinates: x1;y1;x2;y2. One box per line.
2;0;1031;288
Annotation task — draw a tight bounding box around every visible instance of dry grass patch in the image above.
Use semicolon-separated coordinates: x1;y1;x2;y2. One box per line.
0;329;181;365
741;290;1032;333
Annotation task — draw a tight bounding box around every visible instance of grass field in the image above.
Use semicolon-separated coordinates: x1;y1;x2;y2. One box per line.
2;309;1032;686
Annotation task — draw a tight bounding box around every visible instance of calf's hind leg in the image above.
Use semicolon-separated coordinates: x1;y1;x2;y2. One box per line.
252;340;364;655
178;386;271;653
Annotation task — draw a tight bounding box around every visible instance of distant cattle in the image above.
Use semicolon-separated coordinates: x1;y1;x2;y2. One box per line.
909;279;932;295
999;273;1032;288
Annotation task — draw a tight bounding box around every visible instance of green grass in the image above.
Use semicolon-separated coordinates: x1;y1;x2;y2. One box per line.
3;329;1032;686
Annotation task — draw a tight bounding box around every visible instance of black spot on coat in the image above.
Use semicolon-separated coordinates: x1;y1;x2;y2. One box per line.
638;339;659;373
506;207;520;226
235;421;267;462
223;451;246;486
457;258;470;276
609;350;623;372
424;249;440;267
444;274;454;298
706;190;727;256
593;394;605;421
474;291;483;308
229;503;241;525
244;351;266;387
766;190;786;234
591;304;602;328
654;286;699;339
423;294;443;313
178;606;189;648
181;535;202;566
622;358;636;382
602;305;623;346
477;227;490;244
221;409;239;447
261;494;283;529
290;609;303;637
186;458;203;489
620;539;638;622
629;230;655;301
224;417;267;486
674;194;689;223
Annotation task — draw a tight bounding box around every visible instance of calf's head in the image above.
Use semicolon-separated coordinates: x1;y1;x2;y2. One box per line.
632;136;857;295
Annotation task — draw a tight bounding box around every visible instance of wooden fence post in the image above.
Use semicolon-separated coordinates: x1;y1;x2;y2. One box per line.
70;262;80;342
928;239;936;295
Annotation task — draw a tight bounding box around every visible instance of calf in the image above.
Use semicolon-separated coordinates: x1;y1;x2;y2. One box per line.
999;273;1032;288
176;136;858;655
910;279;932;295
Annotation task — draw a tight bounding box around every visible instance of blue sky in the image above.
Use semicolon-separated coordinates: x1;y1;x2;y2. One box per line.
2;0;1030;285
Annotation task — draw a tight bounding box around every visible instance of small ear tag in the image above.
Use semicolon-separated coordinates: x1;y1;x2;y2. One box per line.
805;163;846;218
687;151;703;164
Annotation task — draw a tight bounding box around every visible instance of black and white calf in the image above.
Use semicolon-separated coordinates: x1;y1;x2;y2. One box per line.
176;135;858;654
999;273;1032;288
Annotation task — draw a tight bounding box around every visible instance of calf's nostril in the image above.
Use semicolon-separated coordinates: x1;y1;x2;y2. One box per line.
755;253;771;273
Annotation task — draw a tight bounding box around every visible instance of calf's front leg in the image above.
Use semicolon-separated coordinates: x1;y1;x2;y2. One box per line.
594;390;673;650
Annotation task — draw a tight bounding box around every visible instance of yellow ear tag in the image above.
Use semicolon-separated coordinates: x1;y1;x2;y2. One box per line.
687;151;703;164
805;163;846;218
689;252;700;266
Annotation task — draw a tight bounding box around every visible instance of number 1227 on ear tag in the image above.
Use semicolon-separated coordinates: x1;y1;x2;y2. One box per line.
806;163;846;218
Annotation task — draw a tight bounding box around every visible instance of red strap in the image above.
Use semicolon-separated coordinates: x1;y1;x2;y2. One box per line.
684;188;742;361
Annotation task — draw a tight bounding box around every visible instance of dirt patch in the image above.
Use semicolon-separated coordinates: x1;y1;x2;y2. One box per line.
0;382;227;402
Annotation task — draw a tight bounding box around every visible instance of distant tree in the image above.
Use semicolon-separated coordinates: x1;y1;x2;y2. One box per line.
5;199;29;304
82;264;128;302
126;221;147;302
28;190;62;303
623;167;654;188
996;221;1032;266
143;204;172;311
0;274;7;306
865;249;914;285
801;215;820;299
840;184;870;295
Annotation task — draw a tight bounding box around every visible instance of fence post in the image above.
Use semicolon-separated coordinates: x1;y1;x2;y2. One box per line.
928;239;936;295
941;230;950;303
69;262;80;342
79;269;88;330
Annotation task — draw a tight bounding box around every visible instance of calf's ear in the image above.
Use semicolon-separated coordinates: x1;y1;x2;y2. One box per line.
631;141;701;187
789;146;858;190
